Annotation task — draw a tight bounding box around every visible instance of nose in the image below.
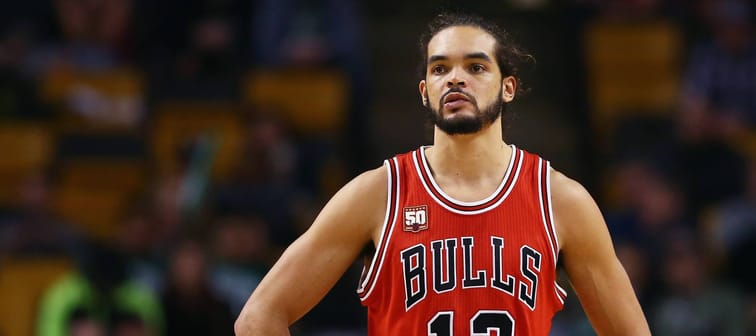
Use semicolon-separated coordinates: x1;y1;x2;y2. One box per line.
446;69;466;88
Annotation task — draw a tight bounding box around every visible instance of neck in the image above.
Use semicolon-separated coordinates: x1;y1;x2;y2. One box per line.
427;118;511;180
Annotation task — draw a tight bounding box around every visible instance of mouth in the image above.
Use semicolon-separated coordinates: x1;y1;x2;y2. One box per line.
443;92;471;104
443;92;472;110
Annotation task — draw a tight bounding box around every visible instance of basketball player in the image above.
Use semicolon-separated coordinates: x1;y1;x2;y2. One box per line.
235;14;650;335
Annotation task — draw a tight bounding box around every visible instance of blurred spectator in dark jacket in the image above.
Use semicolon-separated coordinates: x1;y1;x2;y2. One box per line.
0;22;52;120
161;238;234;336
141;0;245;100
652;232;746;335
669;0;753;213
25;0;135;75
0;172;81;256
680;0;756;140
116;201;166;293
209;215;271;315
215;113;301;247
606;160;691;253
252;0;363;68
707;159;756;292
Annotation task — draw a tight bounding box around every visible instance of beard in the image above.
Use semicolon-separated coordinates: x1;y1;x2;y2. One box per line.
424;87;505;135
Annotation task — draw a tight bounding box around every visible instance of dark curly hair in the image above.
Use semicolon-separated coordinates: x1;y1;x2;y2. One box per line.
417;13;533;94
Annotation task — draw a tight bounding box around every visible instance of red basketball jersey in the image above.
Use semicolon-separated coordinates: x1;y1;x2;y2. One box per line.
357;145;567;336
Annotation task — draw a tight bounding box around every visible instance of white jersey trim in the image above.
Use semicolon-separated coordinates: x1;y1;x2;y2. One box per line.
537;158;558;264
412;147;523;215
419;144;516;206
555;282;568;304
357;157;401;301
546;162;560;256
539;159;567;306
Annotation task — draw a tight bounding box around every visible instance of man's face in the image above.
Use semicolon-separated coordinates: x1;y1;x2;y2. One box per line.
419;26;515;135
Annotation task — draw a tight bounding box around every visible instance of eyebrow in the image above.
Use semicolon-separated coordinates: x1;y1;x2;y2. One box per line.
428;52;493;64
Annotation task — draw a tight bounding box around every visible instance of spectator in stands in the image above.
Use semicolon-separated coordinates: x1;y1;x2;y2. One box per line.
680;0;756;140
0;171;81;256
69;310;153;336
36;242;163;336
215;113;300;247
35;0;135;71
67;309;105;336
707;159;756;293
0;23;51;120
251;0;373;173
161;238;234;336
209;215;271;315
116;201;166;293
150;176;184;246
23;0;147;130
111;313;153;336
252;0;364;68
605;160;691;257
147;5;242;99
671;1;753;213
653;231;746;335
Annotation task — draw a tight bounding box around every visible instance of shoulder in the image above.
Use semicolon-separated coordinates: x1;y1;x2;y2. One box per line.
335;163;389;204
312;163;390;241
548;169;605;251
549;169;595;211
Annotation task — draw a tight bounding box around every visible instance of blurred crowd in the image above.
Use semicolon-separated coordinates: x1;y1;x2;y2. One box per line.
553;0;756;335
0;0;367;335
0;0;753;335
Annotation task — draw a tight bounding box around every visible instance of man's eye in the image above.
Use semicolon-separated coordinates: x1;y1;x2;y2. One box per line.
471;64;485;73
431;65;446;74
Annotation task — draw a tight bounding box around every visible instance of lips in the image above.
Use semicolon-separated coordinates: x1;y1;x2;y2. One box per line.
443;92;472;110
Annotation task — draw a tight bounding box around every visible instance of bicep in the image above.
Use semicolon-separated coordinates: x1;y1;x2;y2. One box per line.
553;171;650;335
251;223;368;323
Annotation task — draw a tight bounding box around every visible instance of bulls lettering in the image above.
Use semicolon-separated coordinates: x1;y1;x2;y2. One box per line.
519;245;541;310
431;239;457;293
462;237;486;288
401;236;543;311
401;244;427;310
491;236;515;295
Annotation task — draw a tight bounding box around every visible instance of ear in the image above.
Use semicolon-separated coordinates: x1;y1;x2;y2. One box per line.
419;80;428;106
501;76;517;103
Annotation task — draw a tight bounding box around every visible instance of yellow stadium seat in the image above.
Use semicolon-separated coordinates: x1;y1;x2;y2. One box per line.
0;124;54;175
732;131;756;160
584;20;682;139
52;187;129;240
242;69;348;136
0;124;54;206
39;68;145;132
57;159;146;195
151;101;244;180
0;257;72;336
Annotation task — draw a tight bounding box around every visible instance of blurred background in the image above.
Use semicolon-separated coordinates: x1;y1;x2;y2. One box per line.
0;0;754;335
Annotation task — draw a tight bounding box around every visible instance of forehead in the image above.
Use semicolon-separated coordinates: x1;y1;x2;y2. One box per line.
427;25;497;60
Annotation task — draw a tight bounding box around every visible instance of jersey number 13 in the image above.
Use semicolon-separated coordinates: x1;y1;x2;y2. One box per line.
428;310;514;336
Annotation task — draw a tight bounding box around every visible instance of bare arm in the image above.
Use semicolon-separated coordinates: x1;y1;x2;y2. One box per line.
234;167;387;336
551;170;651;335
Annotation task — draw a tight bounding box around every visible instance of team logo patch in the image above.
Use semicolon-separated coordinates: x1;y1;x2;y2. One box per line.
403;205;428;233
